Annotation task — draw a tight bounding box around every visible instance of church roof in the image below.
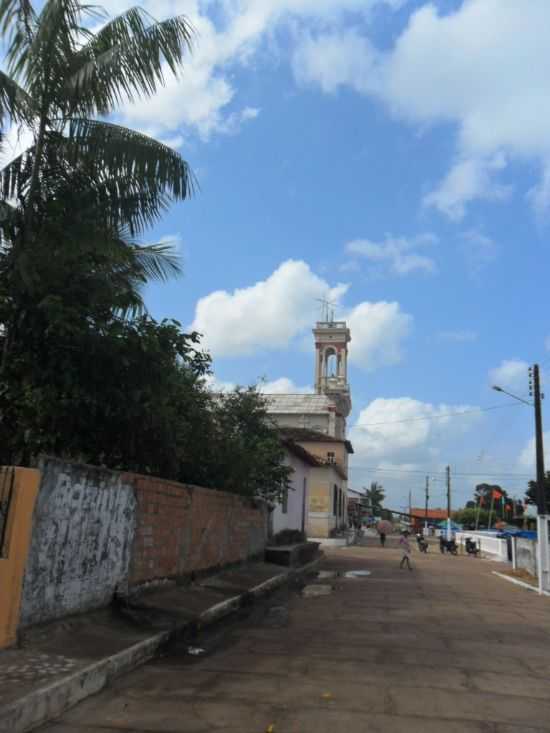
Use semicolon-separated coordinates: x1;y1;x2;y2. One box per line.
264;393;334;414
279;427;354;454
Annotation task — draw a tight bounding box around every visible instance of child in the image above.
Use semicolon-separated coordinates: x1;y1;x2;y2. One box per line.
399;531;412;571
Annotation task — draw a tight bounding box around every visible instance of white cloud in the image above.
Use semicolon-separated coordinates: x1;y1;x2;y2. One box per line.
346;301;412;370
518;432;550;471
423;156;512;221
205;373;309;394
204;373;236;392
292;0;550;218
350;397;481;462
488;360;529;393
345;233;437;276
190;259;348;357
258;377;311;394
108;0;401;139
292;28;378;94
191;259;412;369
349;397;484;505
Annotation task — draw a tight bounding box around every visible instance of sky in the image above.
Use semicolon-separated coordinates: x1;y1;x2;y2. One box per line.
88;0;550;509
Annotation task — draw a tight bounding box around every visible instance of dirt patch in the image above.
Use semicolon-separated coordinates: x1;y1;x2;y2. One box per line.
499;568;537;587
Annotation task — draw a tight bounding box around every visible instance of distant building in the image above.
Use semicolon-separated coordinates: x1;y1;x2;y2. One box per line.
265;318;354;538
410;508;448;533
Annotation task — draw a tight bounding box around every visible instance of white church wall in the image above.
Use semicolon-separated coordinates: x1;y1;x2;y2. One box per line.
271;452;309;536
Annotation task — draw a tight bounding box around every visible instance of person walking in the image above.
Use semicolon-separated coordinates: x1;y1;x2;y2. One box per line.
379;531;386;547
399;531;412;570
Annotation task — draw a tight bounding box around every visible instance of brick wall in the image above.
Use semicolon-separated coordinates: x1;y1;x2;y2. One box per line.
124;474;267;587
18;459;268;628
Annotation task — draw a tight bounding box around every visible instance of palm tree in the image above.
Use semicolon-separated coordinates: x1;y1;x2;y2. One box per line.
0;0;195;367
364;481;385;515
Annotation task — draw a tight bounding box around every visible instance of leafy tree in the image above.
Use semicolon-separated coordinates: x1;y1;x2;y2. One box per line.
526;472;550;513
364;481;385;514
453;508;490;529
203;388;292;503
0;0;194;373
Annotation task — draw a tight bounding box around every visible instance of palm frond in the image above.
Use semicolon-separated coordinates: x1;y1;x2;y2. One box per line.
129;240;182;282
65;117;195;199
0;0;35;64
66;8;193;115
0;71;35;123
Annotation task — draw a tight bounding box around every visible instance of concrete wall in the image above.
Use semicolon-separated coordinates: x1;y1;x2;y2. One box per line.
271;452;308;536
455;531;508;562
515;537;537;576
20;458;137;627
0;468;41;649
125;474;267;587
18;459;268;629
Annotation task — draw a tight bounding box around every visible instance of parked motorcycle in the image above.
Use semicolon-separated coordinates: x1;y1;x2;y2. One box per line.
465;537;480;557
439;537;458;555
416;534;428;553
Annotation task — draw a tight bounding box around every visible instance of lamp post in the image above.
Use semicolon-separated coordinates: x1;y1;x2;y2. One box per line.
492;368;547;593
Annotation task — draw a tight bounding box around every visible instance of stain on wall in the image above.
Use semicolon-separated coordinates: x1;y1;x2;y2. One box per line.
20;458;136;627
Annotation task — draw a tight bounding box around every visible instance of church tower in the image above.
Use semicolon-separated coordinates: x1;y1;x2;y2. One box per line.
313;316;351;420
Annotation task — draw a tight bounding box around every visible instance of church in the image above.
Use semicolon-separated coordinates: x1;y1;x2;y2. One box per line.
265;317;354;538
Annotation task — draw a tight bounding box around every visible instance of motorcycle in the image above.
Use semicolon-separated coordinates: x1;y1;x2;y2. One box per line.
439;537;458;555
465;537;480;557
416;534;428;553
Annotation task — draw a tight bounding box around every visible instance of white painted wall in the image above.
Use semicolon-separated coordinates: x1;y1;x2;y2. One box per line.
455;531;508;562
271;451;309;536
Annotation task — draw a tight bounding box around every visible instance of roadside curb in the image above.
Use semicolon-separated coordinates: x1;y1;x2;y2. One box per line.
0;556;322;733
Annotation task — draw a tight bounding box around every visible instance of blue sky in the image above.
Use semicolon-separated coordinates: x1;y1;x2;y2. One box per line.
103;0;550;509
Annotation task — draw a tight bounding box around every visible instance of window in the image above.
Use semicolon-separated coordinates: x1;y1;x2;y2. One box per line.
333;485;338;515
325;348;337;377
327;451;335;464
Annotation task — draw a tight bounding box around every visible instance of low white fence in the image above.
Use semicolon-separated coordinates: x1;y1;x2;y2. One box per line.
455;531;508;562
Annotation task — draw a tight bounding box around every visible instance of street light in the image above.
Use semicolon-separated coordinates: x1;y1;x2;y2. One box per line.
493;366;547;594
491;385;533;407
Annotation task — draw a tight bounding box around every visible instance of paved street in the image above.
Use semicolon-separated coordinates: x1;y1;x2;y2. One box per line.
42;544;550;732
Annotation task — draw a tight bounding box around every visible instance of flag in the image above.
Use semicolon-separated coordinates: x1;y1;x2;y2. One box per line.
492;489;503;500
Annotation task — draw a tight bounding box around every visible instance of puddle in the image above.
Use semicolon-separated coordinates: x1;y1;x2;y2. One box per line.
302;584;333;597
317;570;337;579
344;570;371;579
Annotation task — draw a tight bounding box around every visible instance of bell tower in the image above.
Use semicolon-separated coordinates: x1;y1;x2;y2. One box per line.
313;314;351;419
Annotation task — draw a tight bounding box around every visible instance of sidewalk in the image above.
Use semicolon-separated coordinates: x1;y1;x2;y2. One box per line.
0;558;320;733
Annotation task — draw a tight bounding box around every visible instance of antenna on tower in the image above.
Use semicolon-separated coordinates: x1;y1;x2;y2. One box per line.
315;297;337;323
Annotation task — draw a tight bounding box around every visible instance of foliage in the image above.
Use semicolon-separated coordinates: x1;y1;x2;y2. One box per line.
364;481;385;513
526;472;550;513
0;0;292;504
203;388;292;503
452;508;490;529
0;0;194;377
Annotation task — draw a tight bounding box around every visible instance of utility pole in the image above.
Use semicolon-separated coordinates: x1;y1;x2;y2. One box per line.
446;465;451;540
425;476;429;532
530;364;546;515
530;364;548;594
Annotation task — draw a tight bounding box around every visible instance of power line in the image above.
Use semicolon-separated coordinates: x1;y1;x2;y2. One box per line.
351;465;533;478
353;401;525;429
